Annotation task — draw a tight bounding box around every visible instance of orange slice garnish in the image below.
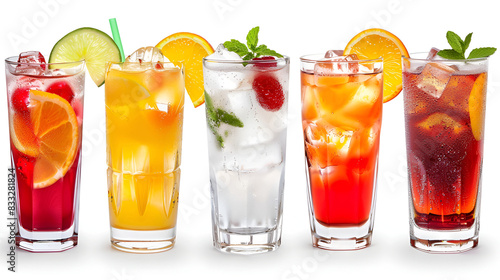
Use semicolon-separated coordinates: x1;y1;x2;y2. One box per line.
344;28;409;103
156;32;214;107
469;73;487;141
10;90;79;189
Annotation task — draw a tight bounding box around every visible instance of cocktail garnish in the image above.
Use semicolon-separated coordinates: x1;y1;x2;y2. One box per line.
223;26;283;60
437;31;496;59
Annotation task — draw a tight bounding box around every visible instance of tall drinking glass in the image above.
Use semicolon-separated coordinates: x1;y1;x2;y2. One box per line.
105;61;184;253
402;54;488;253
203;56;289;254
300;54;383;250
5;57;85;252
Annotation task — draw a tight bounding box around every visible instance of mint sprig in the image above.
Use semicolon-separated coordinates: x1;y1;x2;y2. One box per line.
437;31;496;59
205;91;244;148
223;26;283;60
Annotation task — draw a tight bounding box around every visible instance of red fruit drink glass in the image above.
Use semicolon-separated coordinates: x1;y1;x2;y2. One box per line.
5;53;85;252
402;53;488;253
300;54;383;250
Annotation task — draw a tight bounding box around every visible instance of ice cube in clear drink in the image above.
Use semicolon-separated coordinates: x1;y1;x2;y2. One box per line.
15;51;47;75
206;44;243;61
416;62;455;99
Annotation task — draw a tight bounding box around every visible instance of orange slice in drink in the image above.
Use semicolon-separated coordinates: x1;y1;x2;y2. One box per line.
469;73;487;141
344;28;409;102
10;90;79;189
156;32;214;107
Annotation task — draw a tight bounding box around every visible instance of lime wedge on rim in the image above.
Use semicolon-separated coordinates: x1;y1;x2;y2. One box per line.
49;27;121;87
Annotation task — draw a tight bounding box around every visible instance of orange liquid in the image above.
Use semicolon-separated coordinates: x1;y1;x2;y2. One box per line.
301;70;382;226
105;66;184;230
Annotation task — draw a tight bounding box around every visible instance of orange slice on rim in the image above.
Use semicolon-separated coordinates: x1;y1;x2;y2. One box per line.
469;73;487;141
10;90;79;189
156;32;214;107
344;28;409;103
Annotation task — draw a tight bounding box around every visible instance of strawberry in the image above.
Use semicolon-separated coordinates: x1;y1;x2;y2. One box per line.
11;87;31;113
46;81;75;104
252;56;277;68
252;73;284;111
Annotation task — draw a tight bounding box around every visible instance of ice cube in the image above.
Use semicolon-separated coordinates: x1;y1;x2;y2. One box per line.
206;44;243;61
416;62;455;98
426;48;440;60
126;47;168;63
15;51;46;75
204;65;246;90
123;47;170;71
324;50;345;58
238;142;283;170
314;54;359;75
304;120;352;167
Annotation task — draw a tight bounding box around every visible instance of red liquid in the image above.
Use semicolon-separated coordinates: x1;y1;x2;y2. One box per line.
7;74;84;233
404;71;483;230
309;152;378;226
301;71;382;226
12;142;81;232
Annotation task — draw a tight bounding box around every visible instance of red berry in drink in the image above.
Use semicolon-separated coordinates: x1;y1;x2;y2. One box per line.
16;155;35;180
252;73;284;111
11;87;31;113
46;81;75;104
252;56;277;68
72;98;84;125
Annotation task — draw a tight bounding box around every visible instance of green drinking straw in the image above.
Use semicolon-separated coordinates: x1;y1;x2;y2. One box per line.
109;18;125;62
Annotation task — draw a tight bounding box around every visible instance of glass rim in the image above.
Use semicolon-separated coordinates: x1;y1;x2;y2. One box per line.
203;55;289;64
300;53;383;63
105;60;184;68
402;52;489;62
5;56;85;66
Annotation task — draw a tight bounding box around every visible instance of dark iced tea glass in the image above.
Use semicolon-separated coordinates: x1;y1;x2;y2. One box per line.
402;53;488;253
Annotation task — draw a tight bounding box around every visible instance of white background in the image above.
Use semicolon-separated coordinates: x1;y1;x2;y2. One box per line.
0;0;499;279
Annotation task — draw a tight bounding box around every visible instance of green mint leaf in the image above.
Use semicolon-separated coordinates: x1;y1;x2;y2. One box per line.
468;47;497;59
463;33;473;52
242;53;254;60
246;26;259;52
223;39;249;57
217;109;244;127
204;91;220;127
446;31;464;55
254;44;283;58
205;90;214;109
207;122;224;148
204;91;244;148
242;53;254;66
437;49;465;59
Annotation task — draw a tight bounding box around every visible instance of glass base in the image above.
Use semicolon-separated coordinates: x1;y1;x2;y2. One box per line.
312;233;371;251
110;227;175;253
410;220;479;253
410;236;478;253
309;217;374;251
17;235;77;252
213;228;281;255
17;223;78;252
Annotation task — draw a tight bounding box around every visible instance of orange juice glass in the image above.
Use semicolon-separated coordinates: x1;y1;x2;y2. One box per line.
300;54;383;250
105;61;184;253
